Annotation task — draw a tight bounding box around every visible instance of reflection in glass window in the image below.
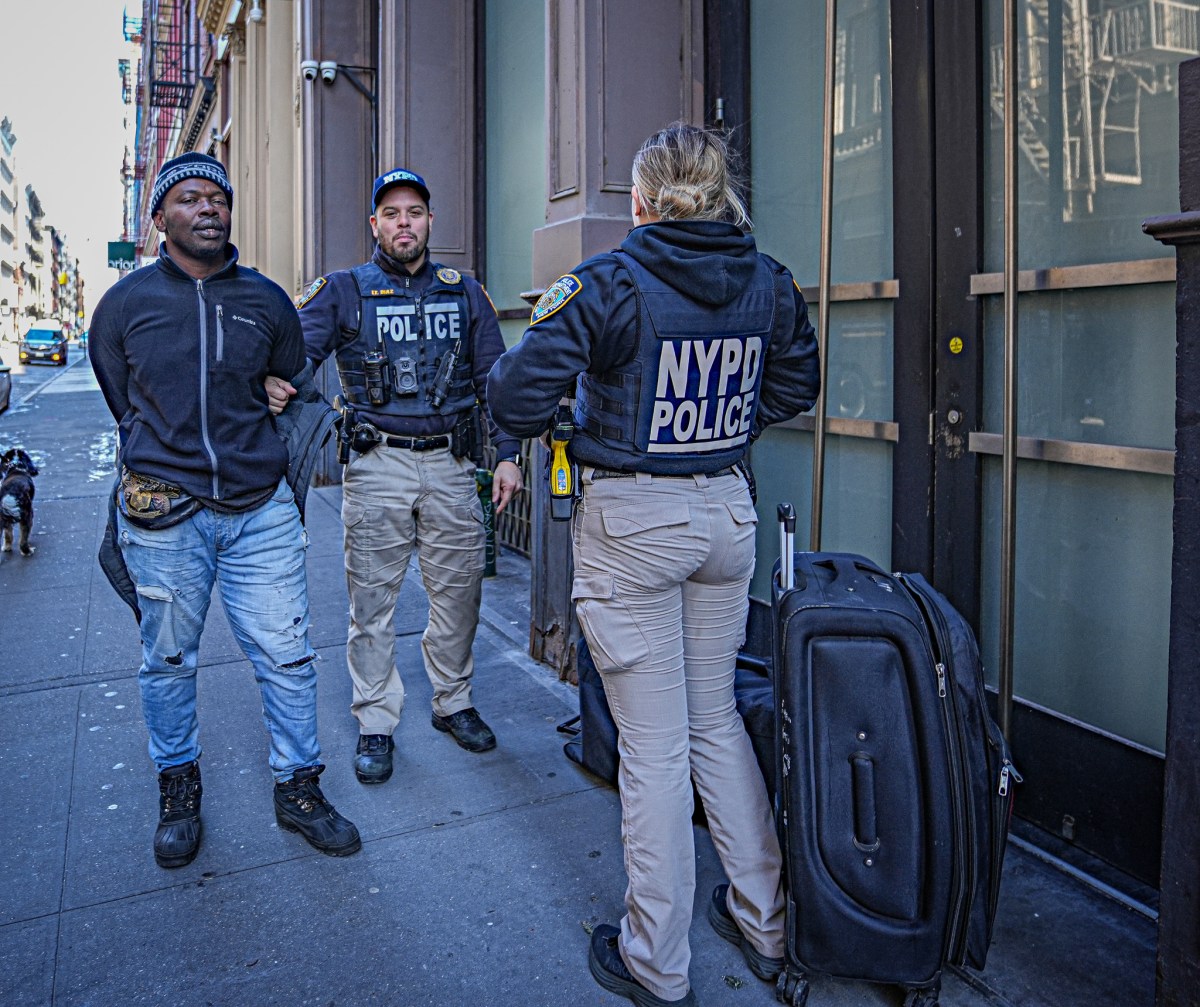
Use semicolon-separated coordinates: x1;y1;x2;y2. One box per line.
750;0;893;284
983;0;1193;268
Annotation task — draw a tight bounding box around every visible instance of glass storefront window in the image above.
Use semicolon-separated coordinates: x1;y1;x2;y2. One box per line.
749;0;895;578
982;0;1189;270
750;0;893;283
980;458;1171;751
750;426;893;599
981;284;1176;449
978;0;1186;751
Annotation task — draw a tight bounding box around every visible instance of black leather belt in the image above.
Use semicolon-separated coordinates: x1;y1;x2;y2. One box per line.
383;435;450;451
590;465;737;480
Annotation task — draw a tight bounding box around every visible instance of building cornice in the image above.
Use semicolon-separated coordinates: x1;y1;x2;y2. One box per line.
198;0;237;36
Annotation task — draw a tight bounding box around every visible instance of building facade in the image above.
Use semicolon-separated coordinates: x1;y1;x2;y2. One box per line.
0;117;20;340
123;0;1198;938
1;115;81;337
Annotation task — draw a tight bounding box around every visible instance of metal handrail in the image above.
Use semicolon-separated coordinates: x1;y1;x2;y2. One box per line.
810;0;838;551
999;0;1021;741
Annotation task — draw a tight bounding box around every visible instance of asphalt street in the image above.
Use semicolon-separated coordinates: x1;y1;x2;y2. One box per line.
0;345;1158;1006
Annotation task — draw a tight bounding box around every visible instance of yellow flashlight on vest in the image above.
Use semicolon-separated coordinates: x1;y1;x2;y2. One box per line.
549;408;575;521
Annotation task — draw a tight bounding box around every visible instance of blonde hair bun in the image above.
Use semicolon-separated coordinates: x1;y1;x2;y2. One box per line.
655;184;706;218
632;122;750;229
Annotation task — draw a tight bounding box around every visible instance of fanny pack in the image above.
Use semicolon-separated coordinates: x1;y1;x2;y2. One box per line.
118;466;203;529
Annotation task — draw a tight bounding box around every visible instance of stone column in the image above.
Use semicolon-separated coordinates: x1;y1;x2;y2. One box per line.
250;4;298;293
1143;55;1200;1007
531;0;704;289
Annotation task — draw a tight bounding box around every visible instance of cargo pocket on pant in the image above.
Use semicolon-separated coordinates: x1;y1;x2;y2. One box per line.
342;500;372;581
572;571;650;673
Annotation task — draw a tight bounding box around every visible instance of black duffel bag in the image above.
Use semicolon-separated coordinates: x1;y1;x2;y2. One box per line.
559;637;776;799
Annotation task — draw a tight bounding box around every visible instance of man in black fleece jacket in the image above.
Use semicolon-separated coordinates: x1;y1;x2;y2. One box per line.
90;153;360;869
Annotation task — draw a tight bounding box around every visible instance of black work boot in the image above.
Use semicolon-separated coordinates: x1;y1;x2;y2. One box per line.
707;883;785;982
431;707;496;752
354;734;394;784
274;764;362;857
588;924;698;1006
154;760;203;869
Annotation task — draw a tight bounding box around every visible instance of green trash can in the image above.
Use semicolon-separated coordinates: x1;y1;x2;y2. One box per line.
476;469;496;577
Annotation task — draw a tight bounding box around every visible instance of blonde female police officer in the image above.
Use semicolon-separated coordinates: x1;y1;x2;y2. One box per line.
487;124;820;1006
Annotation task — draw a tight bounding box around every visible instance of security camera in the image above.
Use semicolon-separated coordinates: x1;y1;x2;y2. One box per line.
319;61;338;84
300;59;318;82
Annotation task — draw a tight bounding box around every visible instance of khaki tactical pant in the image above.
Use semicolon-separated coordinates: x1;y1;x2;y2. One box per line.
342;444;485;734
572;468;785;1002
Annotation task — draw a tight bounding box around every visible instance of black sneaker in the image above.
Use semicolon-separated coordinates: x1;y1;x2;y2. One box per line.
431;707;496;752
354;734;394;784
154;760;203;869
274;764;362;856
706;883;785;982
588;924;698;1006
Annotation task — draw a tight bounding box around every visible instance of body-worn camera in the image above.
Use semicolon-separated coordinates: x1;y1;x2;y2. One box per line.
394;356;419;396
363;350;391;406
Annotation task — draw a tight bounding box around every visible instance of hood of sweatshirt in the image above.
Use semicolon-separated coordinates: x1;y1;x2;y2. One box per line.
619;220;758;307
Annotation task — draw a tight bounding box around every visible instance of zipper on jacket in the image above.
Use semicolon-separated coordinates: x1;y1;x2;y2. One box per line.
196;279;221;499
215;304;224;362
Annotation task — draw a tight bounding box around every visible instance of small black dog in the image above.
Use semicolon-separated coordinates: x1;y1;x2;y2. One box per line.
0;447;38;561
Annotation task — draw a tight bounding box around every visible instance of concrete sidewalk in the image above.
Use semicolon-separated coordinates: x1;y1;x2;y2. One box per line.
0;361;1158;1006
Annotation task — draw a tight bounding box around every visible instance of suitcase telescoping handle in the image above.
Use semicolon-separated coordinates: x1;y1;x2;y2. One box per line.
777;503;796;591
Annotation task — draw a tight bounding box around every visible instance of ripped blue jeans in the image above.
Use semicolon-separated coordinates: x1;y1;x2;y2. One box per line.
117;479;320;780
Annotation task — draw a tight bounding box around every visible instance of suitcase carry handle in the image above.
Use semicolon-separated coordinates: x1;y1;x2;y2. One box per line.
851;754;881;852
777;503;796;591
812;553;890;585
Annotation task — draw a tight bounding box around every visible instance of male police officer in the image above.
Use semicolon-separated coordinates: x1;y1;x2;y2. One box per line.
269;168;521;784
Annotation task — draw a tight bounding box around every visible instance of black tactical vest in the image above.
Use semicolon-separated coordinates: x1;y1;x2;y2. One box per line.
573;251;786;474
335;260;475;419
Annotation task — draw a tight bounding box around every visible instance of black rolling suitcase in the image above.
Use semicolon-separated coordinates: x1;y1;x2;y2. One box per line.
771;504;1018;1007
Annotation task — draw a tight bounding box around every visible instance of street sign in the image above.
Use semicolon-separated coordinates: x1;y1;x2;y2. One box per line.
107;241;137;270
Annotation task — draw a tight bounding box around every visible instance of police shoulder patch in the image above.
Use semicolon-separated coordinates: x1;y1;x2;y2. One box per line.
296;276;327;309
531;274;582;325
436;267;462;284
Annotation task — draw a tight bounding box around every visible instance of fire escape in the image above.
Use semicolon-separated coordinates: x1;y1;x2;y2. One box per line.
133;0;200;250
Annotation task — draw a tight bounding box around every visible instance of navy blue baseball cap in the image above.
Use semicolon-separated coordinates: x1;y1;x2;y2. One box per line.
372;168;431;209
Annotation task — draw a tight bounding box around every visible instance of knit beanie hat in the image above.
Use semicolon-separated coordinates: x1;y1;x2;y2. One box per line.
150;153;234;215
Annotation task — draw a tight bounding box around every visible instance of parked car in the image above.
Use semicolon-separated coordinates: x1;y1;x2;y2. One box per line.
0;352;11;413
19;322;69;367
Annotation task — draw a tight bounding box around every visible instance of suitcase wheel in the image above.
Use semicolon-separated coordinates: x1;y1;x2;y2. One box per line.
775;968;810;1007
902;987;939;1007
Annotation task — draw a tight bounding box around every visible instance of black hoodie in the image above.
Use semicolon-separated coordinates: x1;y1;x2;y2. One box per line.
487;219;820;463
90;244;306;509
